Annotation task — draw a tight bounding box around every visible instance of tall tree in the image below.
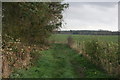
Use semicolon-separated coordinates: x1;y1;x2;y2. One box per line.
2;2;68;45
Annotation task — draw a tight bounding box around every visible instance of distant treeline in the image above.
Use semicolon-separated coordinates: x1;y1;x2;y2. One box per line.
54;30;120;35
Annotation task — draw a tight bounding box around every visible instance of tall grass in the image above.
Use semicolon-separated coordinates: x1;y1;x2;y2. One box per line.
49;34;119;77
10;44;111;78
68;37;119;77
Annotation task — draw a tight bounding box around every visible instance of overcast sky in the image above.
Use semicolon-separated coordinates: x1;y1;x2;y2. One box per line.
61;2;118;31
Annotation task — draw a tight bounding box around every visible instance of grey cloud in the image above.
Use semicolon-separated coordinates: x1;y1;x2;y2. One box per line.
64;0;119;2
62;2;118;31
69;2;117;8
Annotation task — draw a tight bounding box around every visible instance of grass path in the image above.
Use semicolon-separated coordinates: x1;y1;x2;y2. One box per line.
10;44;111;78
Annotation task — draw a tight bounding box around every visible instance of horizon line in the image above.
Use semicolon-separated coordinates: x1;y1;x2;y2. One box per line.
57;29;119;32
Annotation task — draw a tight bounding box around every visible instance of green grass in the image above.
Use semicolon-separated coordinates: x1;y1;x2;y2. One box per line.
10;44;111;78
49;34;118;43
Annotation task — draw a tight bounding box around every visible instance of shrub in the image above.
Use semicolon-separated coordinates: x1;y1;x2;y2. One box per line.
67;36;74;47
79;39;119;76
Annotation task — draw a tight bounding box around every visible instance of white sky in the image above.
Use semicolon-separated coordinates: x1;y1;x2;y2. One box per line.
61;2;118;31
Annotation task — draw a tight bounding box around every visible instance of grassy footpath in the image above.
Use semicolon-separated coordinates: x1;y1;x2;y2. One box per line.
10;44;111;78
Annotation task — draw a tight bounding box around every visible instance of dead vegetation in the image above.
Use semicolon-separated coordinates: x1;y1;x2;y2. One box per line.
2;35;49;78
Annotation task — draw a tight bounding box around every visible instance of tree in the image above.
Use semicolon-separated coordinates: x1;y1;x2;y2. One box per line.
2;2;68;45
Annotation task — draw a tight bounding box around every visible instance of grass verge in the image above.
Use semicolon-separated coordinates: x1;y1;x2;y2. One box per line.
10;43;111;78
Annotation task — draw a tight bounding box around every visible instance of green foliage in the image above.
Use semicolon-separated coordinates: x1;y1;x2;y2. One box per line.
84;39;99;56
49;34;119;77
10;44;110;78
2;2;68;45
